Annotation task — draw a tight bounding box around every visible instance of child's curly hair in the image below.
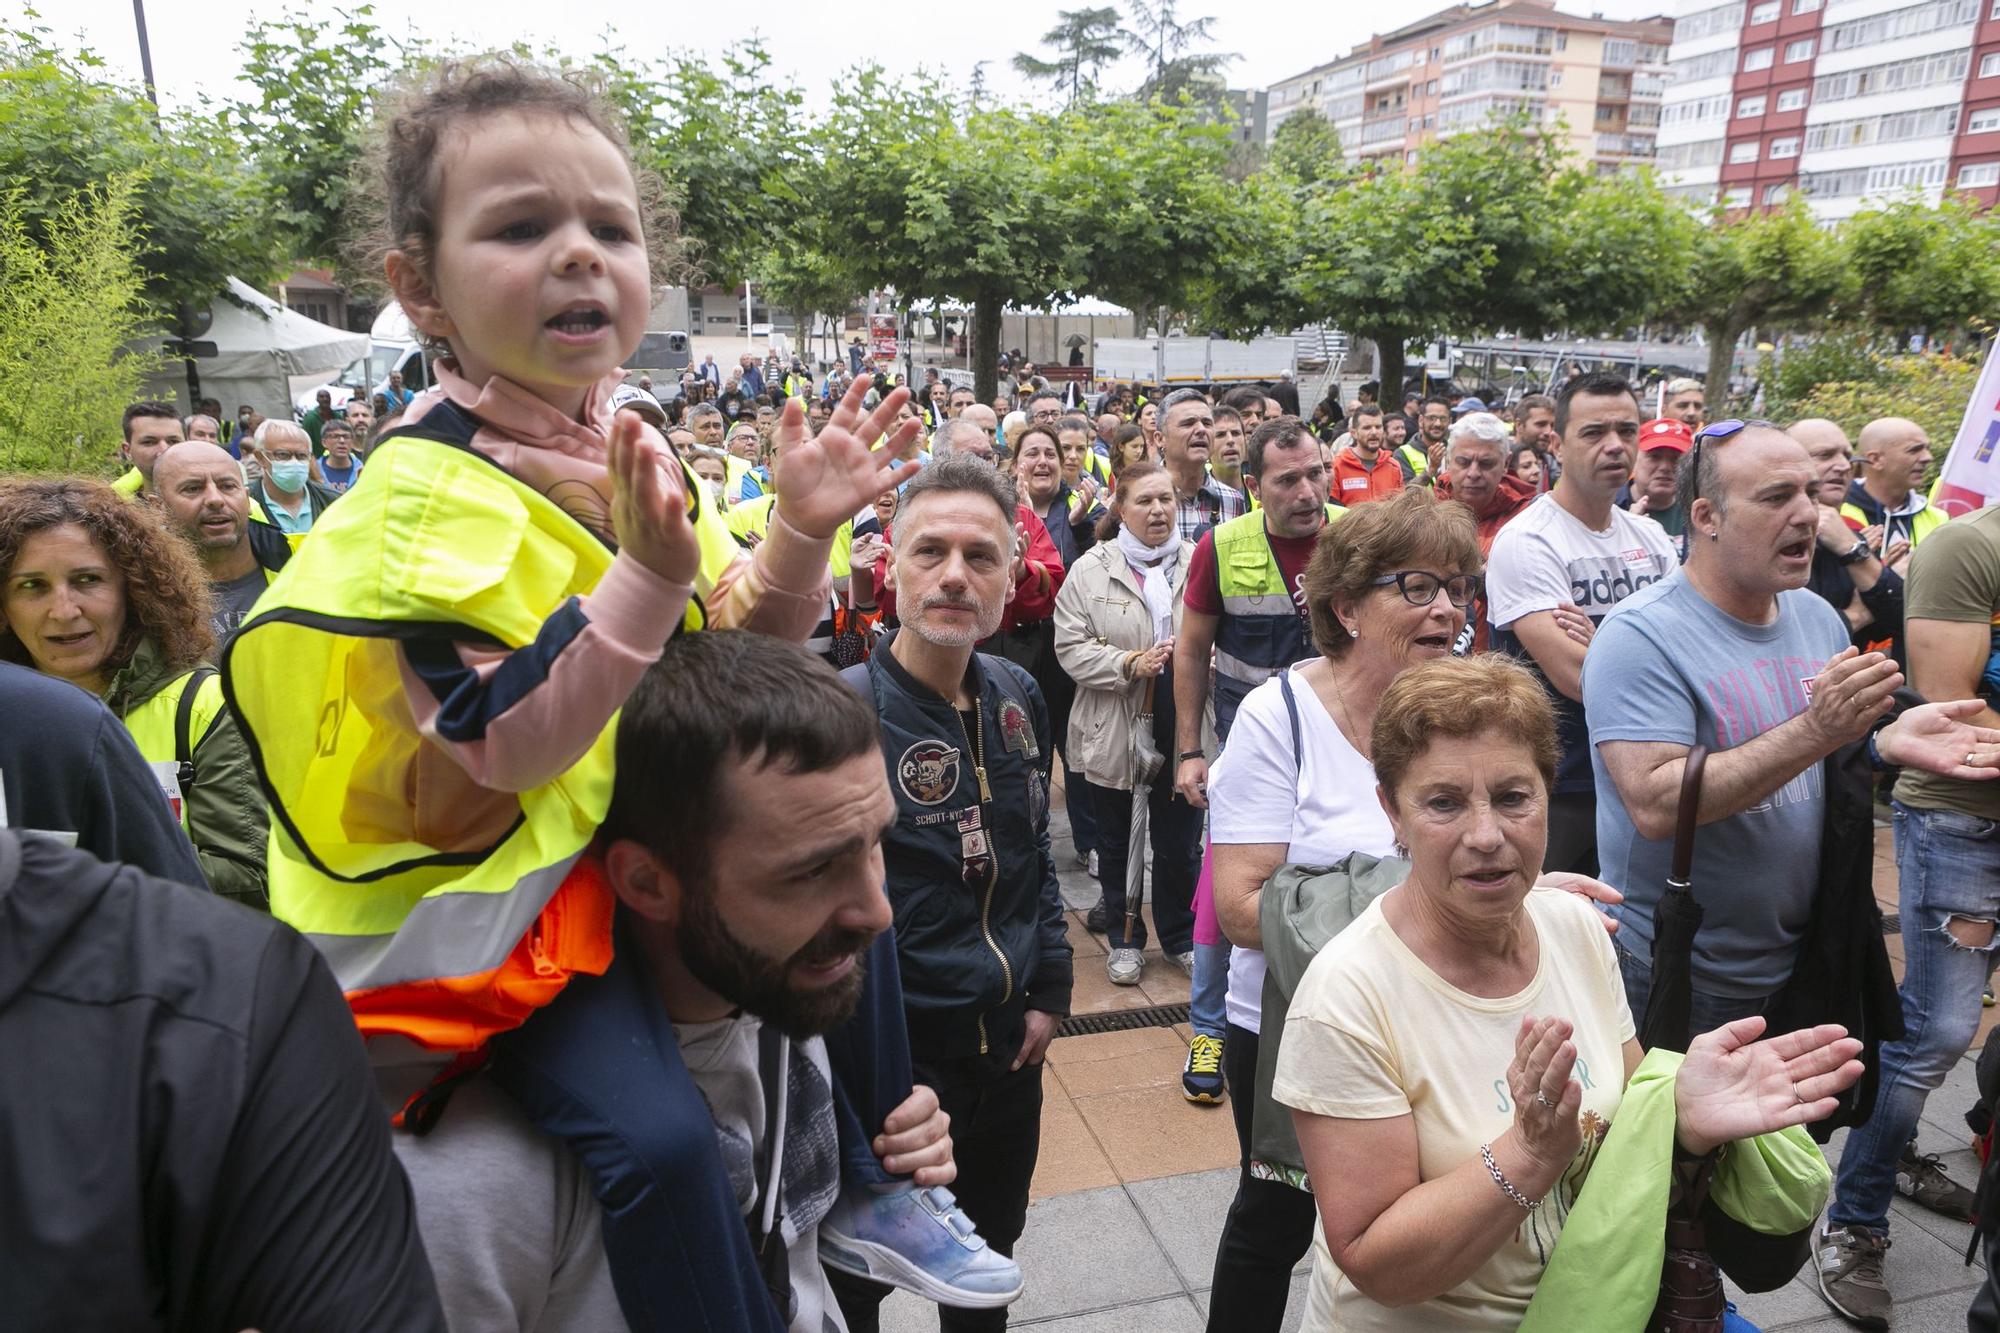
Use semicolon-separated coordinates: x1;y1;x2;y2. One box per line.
348;57;687;307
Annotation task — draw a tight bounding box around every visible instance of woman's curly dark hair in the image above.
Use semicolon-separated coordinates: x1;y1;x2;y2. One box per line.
0;478;216;682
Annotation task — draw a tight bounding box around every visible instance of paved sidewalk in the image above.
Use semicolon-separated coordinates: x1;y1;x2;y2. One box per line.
871;792;1991;1331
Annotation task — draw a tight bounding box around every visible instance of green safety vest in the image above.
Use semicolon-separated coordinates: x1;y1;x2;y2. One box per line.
1209;507;1344;735
1840;498;1943;547
1398;442;1429;477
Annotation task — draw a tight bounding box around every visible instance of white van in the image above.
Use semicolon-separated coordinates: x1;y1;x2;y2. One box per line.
293;304;432;416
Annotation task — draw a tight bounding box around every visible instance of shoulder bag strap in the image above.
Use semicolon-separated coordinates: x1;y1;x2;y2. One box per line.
175;666;219;792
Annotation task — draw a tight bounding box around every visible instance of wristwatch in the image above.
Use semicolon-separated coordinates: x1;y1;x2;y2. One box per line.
1177;749;1205;763
1839;540;1872;566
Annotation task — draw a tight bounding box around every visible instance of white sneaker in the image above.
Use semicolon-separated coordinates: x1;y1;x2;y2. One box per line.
1107;948;1143;985
1087;849;1100;880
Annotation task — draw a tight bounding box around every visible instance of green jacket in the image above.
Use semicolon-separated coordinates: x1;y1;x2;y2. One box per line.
1520;1047;1829;1332
1254;853;1410;1184
104;638;269;910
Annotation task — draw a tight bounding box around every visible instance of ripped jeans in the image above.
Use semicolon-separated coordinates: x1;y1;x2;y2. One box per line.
1829;802;2000;1235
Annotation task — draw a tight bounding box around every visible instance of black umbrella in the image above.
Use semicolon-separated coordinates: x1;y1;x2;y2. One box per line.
1640;746;1709;1055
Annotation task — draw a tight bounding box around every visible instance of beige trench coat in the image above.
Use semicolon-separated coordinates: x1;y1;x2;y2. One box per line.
1051;539;1194;791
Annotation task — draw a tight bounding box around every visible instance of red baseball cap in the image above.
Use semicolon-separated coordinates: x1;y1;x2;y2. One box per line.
1639;418;1693;453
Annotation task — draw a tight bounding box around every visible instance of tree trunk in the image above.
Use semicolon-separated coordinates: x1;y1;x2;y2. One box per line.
972;291;1003;405
1702;318;1742;406
1371;330;1408;408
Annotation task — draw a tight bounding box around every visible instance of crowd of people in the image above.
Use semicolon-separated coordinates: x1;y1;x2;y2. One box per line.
6;54;2000;1333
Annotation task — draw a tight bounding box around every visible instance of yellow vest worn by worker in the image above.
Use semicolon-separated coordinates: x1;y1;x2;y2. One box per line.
122;667;224;831
1839;497;1944;547
224;411;740;1050
1398;442;1429;477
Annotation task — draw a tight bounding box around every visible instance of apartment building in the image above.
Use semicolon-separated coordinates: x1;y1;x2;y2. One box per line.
1657;0;2000;216
1263;0;1673;173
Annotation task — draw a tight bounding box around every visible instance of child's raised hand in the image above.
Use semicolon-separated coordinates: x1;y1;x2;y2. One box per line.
772;375;925;539
608;411;700;586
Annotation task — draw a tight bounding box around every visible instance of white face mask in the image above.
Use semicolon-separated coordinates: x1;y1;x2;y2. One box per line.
706;480;726;507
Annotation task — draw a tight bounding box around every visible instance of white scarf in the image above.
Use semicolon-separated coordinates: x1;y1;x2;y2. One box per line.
1115;526;1180;643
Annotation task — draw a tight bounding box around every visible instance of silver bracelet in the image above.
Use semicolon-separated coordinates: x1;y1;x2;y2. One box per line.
1480;1143;1542;1211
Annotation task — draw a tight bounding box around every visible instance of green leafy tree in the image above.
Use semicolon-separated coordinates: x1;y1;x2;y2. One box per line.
1782;350;1981;462
1665;197;1851;400
614;44;806;288
1266;108;1345;187
1012;7;1124;106
0;177;163;476
1285;122;1697;396
229;5;414;271
810;77;1071;403
0;20;275;310
1121;0;1237;102
1838;195;2000;346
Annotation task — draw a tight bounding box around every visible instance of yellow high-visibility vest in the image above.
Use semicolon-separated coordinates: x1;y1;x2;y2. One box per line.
224;415;740;1050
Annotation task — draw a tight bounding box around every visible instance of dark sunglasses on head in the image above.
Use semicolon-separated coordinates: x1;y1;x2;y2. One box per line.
1685;418;1782;507
1370;570;1482;609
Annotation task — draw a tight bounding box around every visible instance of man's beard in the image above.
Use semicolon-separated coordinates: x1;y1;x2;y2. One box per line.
678;889;873;1040
907;593;1003;648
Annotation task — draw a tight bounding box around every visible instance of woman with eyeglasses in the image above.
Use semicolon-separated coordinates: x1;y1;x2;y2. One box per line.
1203;488;1489;1332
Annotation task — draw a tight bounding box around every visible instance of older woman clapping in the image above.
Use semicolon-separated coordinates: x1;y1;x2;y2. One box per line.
1204;488;1484;1329
1053;462;1199;985
1274;655;1863;1331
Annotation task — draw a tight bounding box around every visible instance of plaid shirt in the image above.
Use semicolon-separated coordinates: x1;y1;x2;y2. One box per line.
1174;473;1247;545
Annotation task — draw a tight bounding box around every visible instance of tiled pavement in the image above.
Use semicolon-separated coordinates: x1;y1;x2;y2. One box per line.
873;788;1993;1331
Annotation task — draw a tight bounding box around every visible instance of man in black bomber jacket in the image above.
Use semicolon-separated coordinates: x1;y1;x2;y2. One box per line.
837;454;1073;1333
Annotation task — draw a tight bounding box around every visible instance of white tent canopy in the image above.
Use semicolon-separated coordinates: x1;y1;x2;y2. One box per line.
142;277;370;418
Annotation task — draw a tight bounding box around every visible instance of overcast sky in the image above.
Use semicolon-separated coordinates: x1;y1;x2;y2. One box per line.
40;0;1670;117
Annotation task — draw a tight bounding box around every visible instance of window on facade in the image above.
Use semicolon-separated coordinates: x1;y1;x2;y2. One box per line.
1961;162;2000;186
1763;183;1791;203
1776;88;1809;111
1744;47;1775;71
1985;53;2000;78
1784;38;1816;62
1738;94;1767;117
1723;187;1753;207
1970;107;2000;134
1769;135;1801;157
1750;0;1780;21
1549;68;1563;87
1730;139;1761;162
1815;51;1969;102
1792;0;1821;11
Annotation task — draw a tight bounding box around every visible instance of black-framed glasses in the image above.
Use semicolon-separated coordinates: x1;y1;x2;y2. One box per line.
1371;570;1482;608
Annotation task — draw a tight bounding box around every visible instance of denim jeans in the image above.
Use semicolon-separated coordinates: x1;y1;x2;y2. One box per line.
1190;940;1231;1040
1830;803;2000;1235
1616;942;1774;1043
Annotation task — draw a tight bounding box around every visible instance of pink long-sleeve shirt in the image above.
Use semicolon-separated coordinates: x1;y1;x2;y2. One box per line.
392;363;831;794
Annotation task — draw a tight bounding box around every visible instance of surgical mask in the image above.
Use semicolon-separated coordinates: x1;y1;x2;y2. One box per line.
706;480;726;507
268;460;310;492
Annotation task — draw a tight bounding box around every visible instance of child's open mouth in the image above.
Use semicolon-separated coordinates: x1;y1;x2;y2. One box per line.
545;304;611;342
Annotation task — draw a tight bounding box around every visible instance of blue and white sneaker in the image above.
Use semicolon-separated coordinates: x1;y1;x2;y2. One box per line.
819;1182;1024;1309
